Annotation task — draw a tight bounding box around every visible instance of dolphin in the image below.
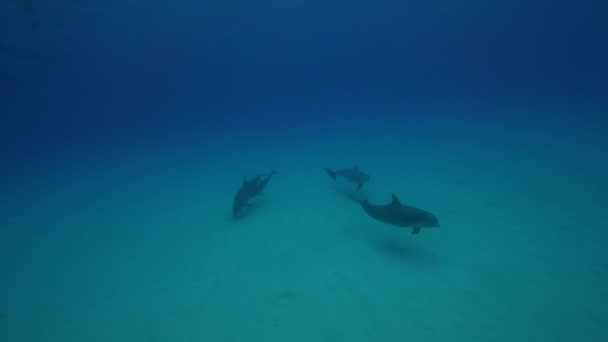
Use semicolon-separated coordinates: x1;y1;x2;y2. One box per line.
324;165;370;190
232;170;277;218
255;169;278;196
350;193;440;234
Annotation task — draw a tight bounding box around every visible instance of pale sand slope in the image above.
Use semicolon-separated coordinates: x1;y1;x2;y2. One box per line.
0;112;606;341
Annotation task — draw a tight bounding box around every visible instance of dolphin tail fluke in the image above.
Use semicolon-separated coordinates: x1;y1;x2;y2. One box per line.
324;168;337;180
259;170;277;177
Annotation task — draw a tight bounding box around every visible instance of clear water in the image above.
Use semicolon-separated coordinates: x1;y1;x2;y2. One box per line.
1;1;607;341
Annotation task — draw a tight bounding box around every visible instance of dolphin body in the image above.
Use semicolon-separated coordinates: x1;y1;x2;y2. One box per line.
350;193;440;234
324;165;370;191
232;170;277;218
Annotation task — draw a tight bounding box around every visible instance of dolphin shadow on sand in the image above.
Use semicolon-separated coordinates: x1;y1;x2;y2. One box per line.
367;231;438;264
232;169;277;220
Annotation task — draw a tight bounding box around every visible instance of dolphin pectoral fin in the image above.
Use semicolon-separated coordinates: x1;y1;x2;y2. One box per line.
356;182;363;191
412;227;421;234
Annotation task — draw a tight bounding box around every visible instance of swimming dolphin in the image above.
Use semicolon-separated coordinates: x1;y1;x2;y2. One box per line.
350;193;440;234
232;170;278;218
324;165;370;190
255;169;278;196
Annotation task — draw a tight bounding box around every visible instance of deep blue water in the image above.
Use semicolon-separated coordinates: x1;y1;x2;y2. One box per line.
2;0;607;163
1;1;608;341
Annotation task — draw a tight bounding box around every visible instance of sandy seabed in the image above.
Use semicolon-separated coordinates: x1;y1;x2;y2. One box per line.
1;113;606;341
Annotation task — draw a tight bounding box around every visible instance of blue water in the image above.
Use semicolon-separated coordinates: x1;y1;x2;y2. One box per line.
2;1;607;341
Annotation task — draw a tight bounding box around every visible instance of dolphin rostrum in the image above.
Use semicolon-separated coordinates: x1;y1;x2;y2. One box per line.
232;169;278;218
350;193;440;234
324;165;370;190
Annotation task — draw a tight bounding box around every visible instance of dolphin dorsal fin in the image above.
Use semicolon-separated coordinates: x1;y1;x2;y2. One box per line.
391;193;401;205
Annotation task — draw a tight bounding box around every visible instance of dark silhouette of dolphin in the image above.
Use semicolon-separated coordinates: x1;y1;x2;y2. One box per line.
350;193;440;234
232;170;277;218
324;165;370;190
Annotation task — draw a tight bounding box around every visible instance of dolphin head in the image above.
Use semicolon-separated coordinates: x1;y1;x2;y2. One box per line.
422;212;441;227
